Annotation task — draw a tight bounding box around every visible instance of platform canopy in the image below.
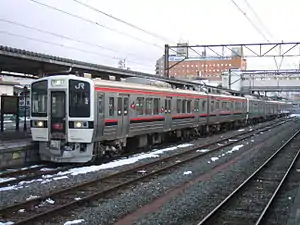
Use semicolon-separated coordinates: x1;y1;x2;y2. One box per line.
0;45;242;95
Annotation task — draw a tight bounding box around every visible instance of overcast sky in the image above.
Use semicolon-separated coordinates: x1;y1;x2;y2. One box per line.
0;0;300;74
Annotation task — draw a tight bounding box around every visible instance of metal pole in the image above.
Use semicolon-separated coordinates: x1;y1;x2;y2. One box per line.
23;86;27;131
164;44;169;78
228;68;232;90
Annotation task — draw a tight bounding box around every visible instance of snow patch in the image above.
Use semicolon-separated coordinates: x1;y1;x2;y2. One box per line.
227;145;244;154
183;171;192;175
0;221;14;225
0;177;16;184
196;149;209;153
26;195;39;201
211;157;219;162
53;176;68;181
63;219;85;225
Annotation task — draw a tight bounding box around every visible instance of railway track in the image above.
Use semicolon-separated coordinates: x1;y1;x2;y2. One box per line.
197;128;300;225
0;164;76;188
0;118;286;189
0;118;291;224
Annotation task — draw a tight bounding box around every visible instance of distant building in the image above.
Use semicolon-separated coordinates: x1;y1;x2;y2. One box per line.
155;46;247;81
155;55;165;76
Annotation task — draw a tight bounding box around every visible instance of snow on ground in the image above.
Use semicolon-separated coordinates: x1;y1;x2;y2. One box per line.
0;143;194;192
207;144;244;164
183;171;192;175
63;219;85;225
0;177;16;184
0;221;14;225
290;114;300;117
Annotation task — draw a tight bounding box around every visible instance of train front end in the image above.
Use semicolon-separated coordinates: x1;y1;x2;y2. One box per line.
30;75;95;163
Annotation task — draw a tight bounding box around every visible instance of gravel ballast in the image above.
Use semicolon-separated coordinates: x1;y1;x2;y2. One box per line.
27;118;300;225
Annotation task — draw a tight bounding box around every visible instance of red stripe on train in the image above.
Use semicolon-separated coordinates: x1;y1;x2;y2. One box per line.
130;116;165;121
94;87;245;101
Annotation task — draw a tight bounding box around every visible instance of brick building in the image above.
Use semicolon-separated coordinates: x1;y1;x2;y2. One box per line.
155;45;247;81
156;55;246;81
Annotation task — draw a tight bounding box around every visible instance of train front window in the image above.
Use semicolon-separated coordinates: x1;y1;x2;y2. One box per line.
51;92;65;118
31;80;47;117
69;80;90;117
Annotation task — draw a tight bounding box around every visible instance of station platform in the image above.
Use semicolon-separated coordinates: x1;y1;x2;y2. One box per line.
0;133;38;170
0;130;31;141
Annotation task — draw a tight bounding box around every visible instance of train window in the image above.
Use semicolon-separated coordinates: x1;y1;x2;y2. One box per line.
98;96;103;114
182;100;187;113
69;80;90;117
31;80;48;117
109;97;114;116
210;101;214;112
222;102;226;111
187;100;191;113
117;97;122;116
51;92;65;118
124;98;129;115
136;97;144;115
146;98;153;115
177;99;182;113
215;101;219;110
154;98;159;115
194;100;199;112
202;100;206;112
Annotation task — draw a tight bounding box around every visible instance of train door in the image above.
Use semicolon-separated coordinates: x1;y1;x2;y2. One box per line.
164;97;172;130
194;99;200;124
50;91;66;136
96;94;104;137
116;95;130;137
49;91;66;152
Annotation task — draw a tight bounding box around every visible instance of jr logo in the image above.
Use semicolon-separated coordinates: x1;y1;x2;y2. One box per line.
75;82;85;90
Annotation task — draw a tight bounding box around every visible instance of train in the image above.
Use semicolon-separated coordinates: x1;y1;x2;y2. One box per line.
29;74;291;163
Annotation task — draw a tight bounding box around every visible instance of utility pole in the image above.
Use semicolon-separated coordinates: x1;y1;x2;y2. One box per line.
164;44;169;78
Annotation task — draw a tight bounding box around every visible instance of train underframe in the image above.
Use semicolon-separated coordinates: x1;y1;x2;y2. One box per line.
39;113;289;163
91;114;288;163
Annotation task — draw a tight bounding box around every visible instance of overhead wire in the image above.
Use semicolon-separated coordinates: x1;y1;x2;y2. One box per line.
230;0;270;42
243;0;274;40
0;30;154;68
71;0;174;43
29;0;164;50
0;18;154;62
242;0;295;70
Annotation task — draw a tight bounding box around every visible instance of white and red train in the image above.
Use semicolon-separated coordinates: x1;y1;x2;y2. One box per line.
30;74;291;163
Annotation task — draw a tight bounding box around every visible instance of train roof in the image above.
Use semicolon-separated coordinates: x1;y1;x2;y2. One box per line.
31;75;290;104
93;78;247;100
93;78;209;96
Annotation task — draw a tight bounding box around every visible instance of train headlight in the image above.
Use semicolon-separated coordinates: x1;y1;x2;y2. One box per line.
74;122;83;128
37;121;44;127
